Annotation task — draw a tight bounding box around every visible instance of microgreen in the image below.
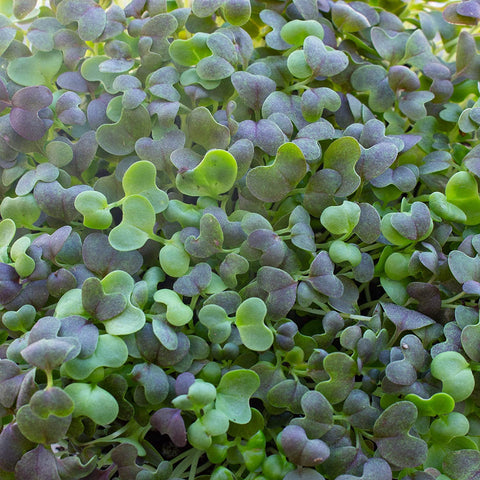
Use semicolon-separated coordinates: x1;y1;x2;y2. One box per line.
0;0;479;478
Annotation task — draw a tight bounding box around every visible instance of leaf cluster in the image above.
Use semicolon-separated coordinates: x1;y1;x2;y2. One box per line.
1;0;480;479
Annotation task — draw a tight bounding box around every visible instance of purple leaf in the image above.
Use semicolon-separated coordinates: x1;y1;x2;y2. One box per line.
150;408;187;447
381;302;435;332
308;251;344;298
15;445;61;479
56;71;90;92
257;266;297;318
10;86;53;141
56;91;86;125
0;423;35;472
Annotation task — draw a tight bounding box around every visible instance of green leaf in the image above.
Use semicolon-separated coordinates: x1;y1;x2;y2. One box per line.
0;194;41;228
100;270;146;335
0;218;15;249
281;20;323;46
235;297;273;351
62;334;128;380
169;33;211;66
323;137;361;197
74;191;113;230
176;149;237;198
16;404;72;444
430;412;470;443
246;142;306;202
315;352;356;404
7;50;62;86
109;195;156;251
96;105;151;156
198;304;232;343
331;2;370;32
2;304;36;332
64;383;119;425
404;392;455;417
321;201;361;236
153;289;193;326
430;351;475;402
445;171;480;225
329;240;361;267
81;55;120;93
159;235;190;278
186;107;231;151
222;0;251;26
216;369;260;424
122;161;169;213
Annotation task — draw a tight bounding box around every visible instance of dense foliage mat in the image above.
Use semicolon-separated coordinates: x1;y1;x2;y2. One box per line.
1;0;480;478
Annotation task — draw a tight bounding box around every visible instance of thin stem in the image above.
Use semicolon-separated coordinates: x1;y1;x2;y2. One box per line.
74;422;132;446
149;233;167;245
45;370;54;389
442;291;466;305
188;450;202;480
172;450;201;478
341;313;373;322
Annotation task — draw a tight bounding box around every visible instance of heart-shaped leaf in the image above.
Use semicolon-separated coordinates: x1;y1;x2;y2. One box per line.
64;383;119;425
62;334;128;380
154;289;193;326
7;50;63;87
10;86;53;141
109;195;156;251
257;266;297;319
373;401;427;468
291;390;333;438
75;191;113;230
307;251;344;298
235;297;273;351
184;213;224;258
231;72;276;111
235;119;288;155
216;369;260;424
315;352;356;404
430;351;475;402
404;392;455;417
57;0;106;41
29;387;74;418
122;161;169;213
323;137;361;196
281;425;330;467
247;142;306;202
301;87;341;123
173;262;212;296
82;276;127;321
96;105;151;155
198;304;233;343
176;149;237;198
131;362;169;405
16;402;72;444
303;36;349;77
